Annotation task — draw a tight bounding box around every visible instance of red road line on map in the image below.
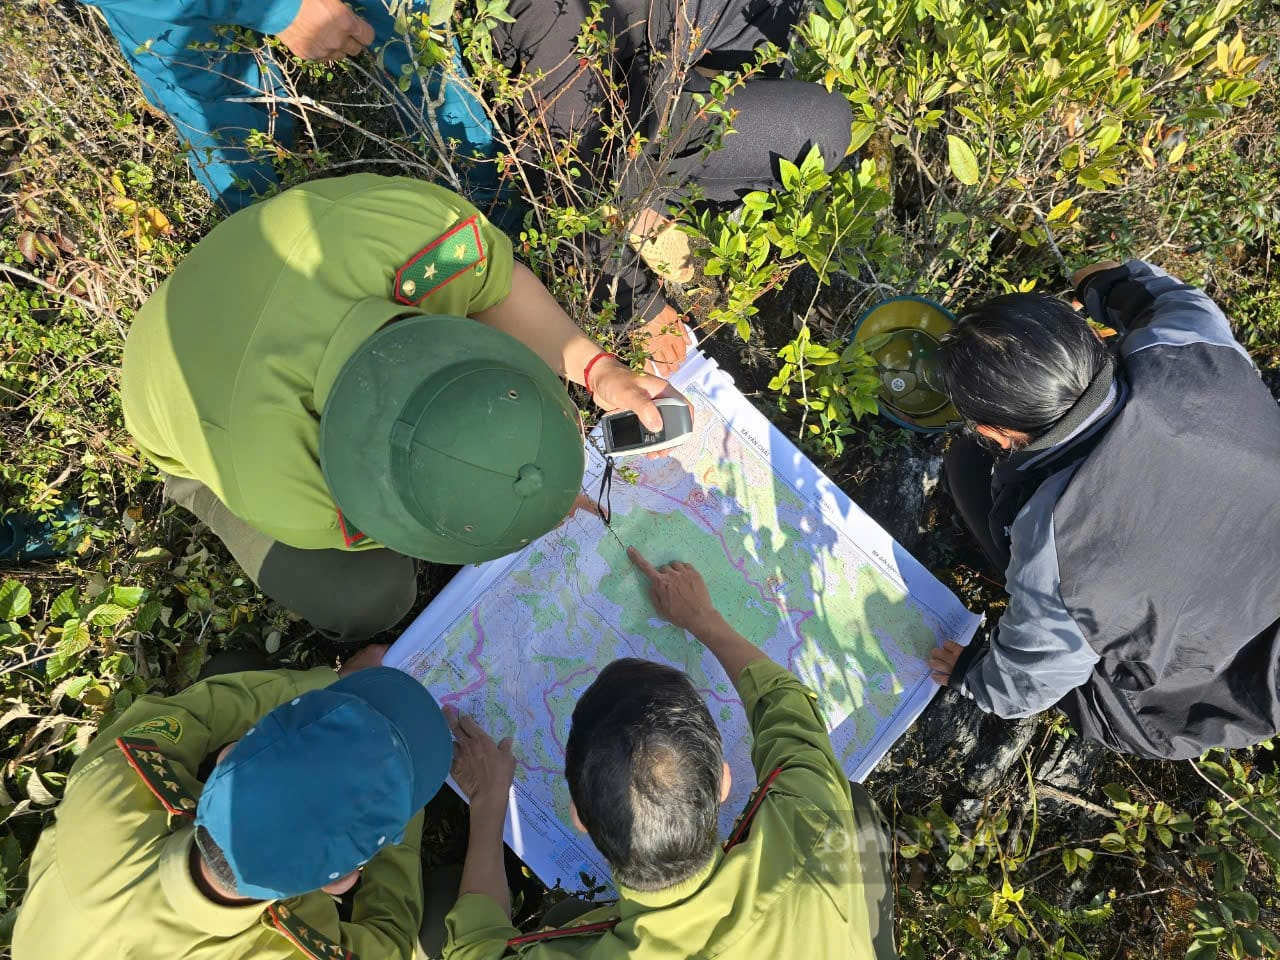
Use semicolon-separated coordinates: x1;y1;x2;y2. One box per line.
440;609;488;707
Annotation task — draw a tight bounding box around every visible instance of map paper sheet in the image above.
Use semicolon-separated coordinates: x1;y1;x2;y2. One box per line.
386;349;979;892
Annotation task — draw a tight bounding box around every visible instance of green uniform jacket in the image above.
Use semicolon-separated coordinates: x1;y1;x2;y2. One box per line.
121;174;514;552
13;668;425;960
442;659;877;959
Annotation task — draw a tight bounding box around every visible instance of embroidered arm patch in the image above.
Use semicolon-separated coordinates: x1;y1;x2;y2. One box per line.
335;508;367;547
394;216;487;306
267;903;354;960
116;737;197;816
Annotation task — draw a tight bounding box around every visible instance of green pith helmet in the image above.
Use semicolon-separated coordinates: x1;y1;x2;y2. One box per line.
850;296;959;433
319;315;585;564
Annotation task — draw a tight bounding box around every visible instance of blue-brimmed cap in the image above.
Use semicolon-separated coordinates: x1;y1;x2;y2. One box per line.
195;667;451;900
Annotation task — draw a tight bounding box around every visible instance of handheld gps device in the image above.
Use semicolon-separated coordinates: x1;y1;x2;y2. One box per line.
601;398;694;457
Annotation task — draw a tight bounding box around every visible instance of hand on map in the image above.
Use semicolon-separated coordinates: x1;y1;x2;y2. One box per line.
927;640;965;685
445;706;516;813
633;310;690;378
627;547;722;636
589;356;690;435
336;643;388;677
277;0;375;61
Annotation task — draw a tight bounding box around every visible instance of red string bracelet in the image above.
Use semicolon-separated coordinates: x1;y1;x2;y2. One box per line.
582;351;618;395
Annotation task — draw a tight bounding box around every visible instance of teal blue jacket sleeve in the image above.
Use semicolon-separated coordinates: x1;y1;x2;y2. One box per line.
84;0;303;36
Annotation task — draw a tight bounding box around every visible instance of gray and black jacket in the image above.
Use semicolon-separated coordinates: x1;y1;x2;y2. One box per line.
953;261;1280;759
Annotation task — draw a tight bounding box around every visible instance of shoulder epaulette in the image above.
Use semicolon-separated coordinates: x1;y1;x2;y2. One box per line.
116;737;197;817
393;216;487;306
267;903;353;960
507;918;620;949
723;765;785;851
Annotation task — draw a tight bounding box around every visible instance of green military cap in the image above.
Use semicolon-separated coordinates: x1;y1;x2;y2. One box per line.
319;315;585;564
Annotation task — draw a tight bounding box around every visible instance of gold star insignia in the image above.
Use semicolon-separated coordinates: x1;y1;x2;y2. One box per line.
454;242;468;259
423;263;436;279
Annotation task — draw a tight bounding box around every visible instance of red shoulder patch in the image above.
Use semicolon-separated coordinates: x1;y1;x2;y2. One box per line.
336;509;367;547
116;737;197;817
507;919;620;948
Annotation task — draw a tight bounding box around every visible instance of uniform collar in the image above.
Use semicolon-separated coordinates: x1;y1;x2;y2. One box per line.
158;826;269;937
313;299;423;413
615;848;723;916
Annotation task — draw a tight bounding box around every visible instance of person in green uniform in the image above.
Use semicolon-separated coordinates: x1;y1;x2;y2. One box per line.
13;646;453;960
439;548;898;960
122;173;684;646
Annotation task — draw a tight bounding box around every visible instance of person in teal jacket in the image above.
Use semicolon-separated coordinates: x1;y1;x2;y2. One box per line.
82;0;495;211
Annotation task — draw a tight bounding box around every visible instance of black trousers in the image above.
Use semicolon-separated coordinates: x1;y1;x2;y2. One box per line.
942;435;1007;576
490;0;854;320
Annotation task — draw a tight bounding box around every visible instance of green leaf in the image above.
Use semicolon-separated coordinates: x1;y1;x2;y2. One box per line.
1186;939;1218;960
49;586;79;622
1214;848;1246;893
428;0;455;25
946;135;980;185
109;585;146;610
1046;197;1074;222
849;121;876;154
1100;832;1127;852
87;603;131;627
134;599;164;633
64;675;96;700
1221;891;1259;923
47;618;92;680
0;580;32;620
1102;782;1130;804
778;158;801;192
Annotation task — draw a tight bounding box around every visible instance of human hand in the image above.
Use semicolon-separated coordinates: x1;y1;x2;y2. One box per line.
445;706;516;813
589;357;690;436
927;640;965;685
337;643;388;677
633;309;690;377
1070;260;1122;291
277;0;375;61
627;547;723;636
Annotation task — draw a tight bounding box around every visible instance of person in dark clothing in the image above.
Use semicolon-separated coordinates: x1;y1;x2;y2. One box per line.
489;0;854;360
927;260;1280;760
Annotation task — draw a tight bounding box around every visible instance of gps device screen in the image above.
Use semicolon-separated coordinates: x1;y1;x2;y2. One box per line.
607;415;646;448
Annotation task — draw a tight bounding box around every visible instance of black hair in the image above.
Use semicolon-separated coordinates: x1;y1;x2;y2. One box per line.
937;293;1111;437
565;659;723;892
194;825;240;895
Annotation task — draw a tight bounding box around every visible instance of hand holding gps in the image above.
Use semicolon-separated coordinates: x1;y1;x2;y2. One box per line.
601;398;694;457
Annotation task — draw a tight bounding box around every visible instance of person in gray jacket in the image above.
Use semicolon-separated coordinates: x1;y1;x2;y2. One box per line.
927;260;1280;760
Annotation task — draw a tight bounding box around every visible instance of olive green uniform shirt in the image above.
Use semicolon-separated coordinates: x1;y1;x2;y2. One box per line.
121;174;514;551
442;659;877;959
13;668;425;960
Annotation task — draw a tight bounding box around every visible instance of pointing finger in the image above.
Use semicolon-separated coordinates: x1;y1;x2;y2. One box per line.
443;704;461;734
628;546;659;581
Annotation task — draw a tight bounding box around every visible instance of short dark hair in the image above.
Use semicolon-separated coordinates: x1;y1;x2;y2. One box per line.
194;825;240;894
937;293;1110;437
565;659;723;892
